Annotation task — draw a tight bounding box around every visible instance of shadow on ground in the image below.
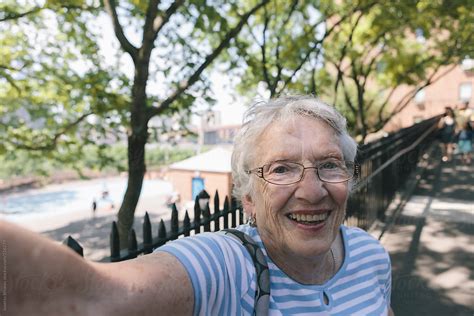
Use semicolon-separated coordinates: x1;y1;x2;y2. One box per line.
390;217;474;316
386;148;474;316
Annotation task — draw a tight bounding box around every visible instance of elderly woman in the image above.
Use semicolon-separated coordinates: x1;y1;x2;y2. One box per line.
3;96;393;315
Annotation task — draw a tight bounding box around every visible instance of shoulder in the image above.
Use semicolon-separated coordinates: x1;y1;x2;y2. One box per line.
155;229;257;315
343;226;391;264
156;227;256;289
343;225;379;242
157;230;254;271
341;226;392;292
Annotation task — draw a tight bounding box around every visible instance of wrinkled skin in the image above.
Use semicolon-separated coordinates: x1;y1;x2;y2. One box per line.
243;117;349;284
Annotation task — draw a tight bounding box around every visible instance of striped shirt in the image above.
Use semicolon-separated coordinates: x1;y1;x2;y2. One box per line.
157;225;391;315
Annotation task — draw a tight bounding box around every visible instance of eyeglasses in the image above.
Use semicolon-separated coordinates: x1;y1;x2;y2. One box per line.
246;160;358;185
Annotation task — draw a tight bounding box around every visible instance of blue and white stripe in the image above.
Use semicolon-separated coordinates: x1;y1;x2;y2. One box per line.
158;225;391;316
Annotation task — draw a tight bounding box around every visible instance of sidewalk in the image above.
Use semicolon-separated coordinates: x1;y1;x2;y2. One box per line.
381;148;474;316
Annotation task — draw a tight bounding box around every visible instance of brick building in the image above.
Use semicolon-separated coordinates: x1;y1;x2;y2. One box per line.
385;60;474;131
165;147;233;206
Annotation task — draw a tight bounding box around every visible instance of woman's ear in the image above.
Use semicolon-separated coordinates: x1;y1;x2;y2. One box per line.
242;194;255;216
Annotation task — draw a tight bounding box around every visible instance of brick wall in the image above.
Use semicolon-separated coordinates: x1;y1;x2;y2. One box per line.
385;65;474;131
165;169;233;207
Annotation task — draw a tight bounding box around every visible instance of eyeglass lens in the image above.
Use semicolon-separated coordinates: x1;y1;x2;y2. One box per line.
262;161;354;184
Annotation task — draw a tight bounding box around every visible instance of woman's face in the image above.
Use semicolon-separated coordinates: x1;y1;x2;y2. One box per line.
243;116;350;261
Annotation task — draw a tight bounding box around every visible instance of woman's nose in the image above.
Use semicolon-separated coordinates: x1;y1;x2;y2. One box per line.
294;168;328;202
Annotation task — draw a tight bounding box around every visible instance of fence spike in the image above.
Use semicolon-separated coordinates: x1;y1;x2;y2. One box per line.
143;212;152;254
231;196;237;227
223;196;229;229
203;202;211;232
194;194;201;220
194;195;201;234
128;228;137;258
213;190;220;216
183;211;191;237
110;221;120;261
158;219;167;239
231;196;237;211
171;202;178;213
171;203;179;235
223;196;229;210
63;236;83;257
214;192;220;231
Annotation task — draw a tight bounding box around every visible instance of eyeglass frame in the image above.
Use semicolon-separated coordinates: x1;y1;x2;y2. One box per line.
245;160;359;185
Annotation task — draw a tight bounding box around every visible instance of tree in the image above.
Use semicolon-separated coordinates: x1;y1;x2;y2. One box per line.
232;0;473;141
324;0;474;140
103;0;270;246
1;0;270;247
0;0;125;172
232;0;378;98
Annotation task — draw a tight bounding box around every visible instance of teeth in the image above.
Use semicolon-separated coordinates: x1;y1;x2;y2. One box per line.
288;213;329;222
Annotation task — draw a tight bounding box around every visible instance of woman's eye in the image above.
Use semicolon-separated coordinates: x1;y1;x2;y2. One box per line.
320;161;340;170
271;165;289;174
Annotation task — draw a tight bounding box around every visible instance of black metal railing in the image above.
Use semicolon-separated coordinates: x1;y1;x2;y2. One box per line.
103;192;243;262
64;115;442;262
346;115;441;230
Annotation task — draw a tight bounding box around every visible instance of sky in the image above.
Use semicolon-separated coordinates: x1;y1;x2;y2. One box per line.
207;72;248;125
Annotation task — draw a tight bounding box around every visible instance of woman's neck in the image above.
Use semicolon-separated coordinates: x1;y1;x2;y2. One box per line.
263;231;344;285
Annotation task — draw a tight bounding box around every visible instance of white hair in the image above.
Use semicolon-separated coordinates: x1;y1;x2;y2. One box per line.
231;95;358;202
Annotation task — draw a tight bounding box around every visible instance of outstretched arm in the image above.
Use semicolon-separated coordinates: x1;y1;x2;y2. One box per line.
1;220;193;316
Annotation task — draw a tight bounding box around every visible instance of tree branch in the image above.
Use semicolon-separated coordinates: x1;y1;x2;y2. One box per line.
152;0;185;37
261;6;272;95
103;0;138;63
0;4;100;22
266;0;363;95
0;7;42;21
331;11;364;105
310;66;317;95
0;71;21;93
6;112;93;151
340;77;357;117
148;0;270;119
142;0;185;57
141;0;160;63
374;64;456;132
359;43;386;89
271;0;298;96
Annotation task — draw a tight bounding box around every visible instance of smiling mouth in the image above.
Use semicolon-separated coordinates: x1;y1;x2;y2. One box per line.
287;212;330;225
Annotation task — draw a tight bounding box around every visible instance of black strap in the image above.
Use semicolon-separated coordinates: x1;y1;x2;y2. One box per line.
219;229;270;315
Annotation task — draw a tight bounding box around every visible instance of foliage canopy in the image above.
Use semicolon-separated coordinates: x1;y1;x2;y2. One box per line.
1;0;472;244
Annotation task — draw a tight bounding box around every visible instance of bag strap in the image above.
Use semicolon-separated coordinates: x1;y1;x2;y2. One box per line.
219;229;270;315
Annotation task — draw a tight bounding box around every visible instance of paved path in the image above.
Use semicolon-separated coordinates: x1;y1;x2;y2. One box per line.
381;148;474;316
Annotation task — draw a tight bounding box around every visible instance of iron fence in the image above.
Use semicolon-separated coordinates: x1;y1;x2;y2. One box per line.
63;192;244;262
346;115;441;229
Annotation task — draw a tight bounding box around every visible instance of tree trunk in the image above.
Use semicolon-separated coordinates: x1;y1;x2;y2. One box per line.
109;0;270;248
117;129;148;248
117;55;150;248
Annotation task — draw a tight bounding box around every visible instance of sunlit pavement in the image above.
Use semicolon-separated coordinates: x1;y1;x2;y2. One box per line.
0;177;174;261
381;148;474;316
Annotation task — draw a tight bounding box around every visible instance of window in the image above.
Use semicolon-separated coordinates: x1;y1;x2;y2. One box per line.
459;82;472;101
461;57;474;71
